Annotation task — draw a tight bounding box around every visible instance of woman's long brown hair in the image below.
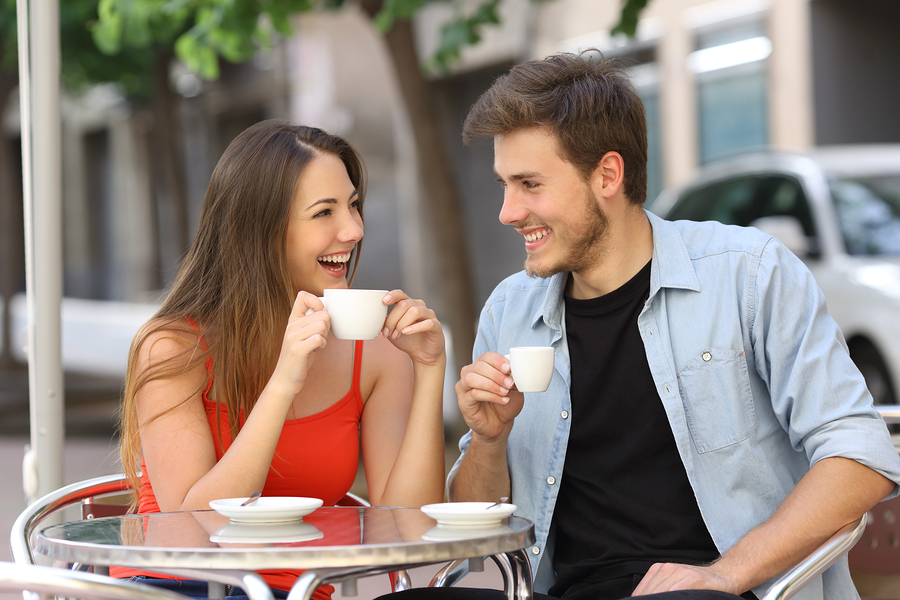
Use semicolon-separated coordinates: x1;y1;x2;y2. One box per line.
119;120;367;505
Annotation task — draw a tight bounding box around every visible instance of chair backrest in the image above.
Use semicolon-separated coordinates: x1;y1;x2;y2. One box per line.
336;492;370;507
0;560;188;600
13;474;372;562
759;515;867;600
11;473;132;565
849;494;900;576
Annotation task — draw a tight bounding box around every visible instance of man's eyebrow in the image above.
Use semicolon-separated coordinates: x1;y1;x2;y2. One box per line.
494;170;543;182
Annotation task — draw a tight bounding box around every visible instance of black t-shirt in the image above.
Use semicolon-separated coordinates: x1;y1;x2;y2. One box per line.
549;261;719;596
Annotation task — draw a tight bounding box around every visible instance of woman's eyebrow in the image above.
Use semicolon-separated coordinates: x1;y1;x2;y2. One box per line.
307;198;338;210
306;190;359;210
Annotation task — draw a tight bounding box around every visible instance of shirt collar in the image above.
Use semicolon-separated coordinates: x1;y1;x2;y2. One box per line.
646;209;701;296
520;272;568;333
532;209;702;329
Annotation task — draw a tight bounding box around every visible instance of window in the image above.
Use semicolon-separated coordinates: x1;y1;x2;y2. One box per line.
610;45;663;204
692;17;771;164
830;175;900;256
667;174;816;240
668;176;759;224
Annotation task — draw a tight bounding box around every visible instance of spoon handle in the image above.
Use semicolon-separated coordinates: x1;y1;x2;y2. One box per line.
486;496;509;509
241;493;261;506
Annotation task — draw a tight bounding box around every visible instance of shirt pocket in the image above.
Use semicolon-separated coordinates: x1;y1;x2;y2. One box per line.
677;348;756;453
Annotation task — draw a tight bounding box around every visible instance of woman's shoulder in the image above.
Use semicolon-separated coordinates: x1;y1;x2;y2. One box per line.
358;335;413;398
134;318;206;369
364;334;411;367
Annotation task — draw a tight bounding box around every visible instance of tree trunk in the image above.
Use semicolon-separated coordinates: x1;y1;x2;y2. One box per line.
151;49;191;279
358;0;477;378
0;71;25;370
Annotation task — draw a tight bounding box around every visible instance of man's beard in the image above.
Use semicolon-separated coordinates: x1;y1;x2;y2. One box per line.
525;188;608;279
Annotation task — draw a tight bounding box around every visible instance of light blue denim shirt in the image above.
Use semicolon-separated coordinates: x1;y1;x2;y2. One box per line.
448;210;900;600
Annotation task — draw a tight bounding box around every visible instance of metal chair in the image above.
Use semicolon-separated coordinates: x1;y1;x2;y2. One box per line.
0;560;190;600
759;515;867;600
10;473;410;599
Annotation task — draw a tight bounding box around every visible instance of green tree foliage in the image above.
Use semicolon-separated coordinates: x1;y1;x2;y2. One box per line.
1;0;156;98
2;0;651;93
89;0;650;82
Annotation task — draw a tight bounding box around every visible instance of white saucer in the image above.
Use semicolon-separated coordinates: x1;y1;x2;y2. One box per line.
210;521;324;544
421;523;514;541
420;502;517;527
209;497;323;524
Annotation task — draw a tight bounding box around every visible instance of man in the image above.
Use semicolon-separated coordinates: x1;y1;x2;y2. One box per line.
448;50;900;600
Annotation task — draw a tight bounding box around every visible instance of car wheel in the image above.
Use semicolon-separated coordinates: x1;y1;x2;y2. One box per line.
849;340;897;405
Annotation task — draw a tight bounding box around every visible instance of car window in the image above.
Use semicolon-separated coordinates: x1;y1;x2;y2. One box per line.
667;175;816;237
753;176;817;238
830;175;900;256
667;176;760;225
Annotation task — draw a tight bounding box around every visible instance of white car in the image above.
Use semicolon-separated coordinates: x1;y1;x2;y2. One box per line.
649;145;900;405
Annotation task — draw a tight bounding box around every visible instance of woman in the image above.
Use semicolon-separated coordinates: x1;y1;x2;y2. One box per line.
111;120;447;599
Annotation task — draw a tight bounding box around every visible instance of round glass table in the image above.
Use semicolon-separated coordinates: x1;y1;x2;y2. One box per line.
36;506;535;600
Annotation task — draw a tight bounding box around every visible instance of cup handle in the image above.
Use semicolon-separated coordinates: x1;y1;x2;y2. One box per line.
503;354;515;385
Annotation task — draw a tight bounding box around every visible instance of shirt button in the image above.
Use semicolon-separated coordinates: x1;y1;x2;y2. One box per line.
531;546;540;554
547;476;556;485
702;351;712;362
561;411;569;419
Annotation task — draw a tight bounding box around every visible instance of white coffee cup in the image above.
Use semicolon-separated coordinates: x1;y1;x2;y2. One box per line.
305;289;389;340
507;346;555;393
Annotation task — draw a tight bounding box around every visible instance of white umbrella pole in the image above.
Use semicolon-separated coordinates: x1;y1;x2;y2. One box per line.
17;0;64;502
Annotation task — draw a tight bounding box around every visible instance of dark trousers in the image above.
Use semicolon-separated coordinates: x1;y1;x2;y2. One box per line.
379;576;758;600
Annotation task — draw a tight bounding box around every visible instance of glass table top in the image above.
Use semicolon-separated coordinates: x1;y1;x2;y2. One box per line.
37;506;535;570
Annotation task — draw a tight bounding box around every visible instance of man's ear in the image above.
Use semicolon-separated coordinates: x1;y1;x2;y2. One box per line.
591;151;625;199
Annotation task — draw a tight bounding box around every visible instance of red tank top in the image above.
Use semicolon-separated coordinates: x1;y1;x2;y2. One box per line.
111;337;366;598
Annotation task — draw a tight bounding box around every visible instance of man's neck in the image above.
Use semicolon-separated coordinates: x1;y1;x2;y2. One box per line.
566;207;654;300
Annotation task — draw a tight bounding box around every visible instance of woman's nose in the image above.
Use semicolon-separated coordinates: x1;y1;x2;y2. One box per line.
339;213;364;243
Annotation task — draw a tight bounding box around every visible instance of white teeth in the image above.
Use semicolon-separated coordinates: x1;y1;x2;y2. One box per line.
524;230;549;242
319;253;350;263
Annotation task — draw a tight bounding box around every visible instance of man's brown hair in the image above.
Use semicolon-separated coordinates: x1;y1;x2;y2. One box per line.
463;50;648;205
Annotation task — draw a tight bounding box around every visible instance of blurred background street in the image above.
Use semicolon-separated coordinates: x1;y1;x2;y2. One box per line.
2;0;900;596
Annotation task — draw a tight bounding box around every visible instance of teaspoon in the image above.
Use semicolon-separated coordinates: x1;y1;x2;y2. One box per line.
241;493;261;506
485;496;509;509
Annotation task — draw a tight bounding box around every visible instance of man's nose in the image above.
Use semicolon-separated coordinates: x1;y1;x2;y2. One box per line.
498;190;527;226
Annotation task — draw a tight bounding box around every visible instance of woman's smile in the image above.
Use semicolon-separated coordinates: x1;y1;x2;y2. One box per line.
318;251;352;277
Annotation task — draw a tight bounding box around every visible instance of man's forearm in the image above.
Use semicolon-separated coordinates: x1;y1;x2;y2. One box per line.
715;456;894;592
634;456;894;596
449;434;512;502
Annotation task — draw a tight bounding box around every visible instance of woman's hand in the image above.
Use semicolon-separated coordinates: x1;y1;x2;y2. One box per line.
380;289;445;367
269;291;330;397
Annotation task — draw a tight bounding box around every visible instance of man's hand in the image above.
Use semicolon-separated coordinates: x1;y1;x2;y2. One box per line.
449;351;525;502
456;351;525;443
632;562;739;596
